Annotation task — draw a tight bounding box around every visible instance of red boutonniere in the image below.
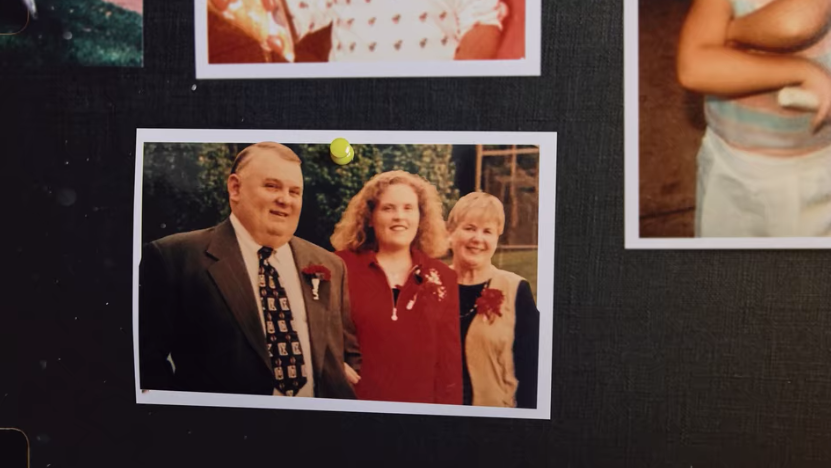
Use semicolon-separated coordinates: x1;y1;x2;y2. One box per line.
476;288;505;322
302;264;331;300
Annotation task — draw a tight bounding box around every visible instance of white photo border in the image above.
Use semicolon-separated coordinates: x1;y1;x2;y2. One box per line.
193;0;542;79
133;128;557;420
623;0;831;250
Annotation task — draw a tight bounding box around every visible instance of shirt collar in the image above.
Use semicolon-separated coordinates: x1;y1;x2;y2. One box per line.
361;247;426;270
229;213;291;264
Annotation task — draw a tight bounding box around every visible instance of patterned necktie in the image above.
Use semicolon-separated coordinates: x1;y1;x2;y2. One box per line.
258;246;307;396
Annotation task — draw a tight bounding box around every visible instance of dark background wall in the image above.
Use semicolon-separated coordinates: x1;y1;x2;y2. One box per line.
8;1;831;468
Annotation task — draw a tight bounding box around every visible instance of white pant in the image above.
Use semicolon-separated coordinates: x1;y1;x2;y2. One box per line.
695;128;831;237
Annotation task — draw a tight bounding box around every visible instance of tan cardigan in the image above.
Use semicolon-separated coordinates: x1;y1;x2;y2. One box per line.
465;268;524;407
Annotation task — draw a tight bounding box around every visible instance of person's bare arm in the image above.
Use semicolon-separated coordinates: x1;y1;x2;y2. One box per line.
727;0;831;51
677;0;831;129
455;24;502;60
495;0;524;59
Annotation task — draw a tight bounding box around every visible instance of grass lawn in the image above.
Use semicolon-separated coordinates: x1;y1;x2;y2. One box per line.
443;248;539;302
0;0;142;67
492;249;539;301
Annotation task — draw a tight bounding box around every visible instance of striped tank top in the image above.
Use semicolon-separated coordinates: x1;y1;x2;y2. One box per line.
704;0;831;152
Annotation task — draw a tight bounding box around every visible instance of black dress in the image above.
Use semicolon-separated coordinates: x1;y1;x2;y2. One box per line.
458;280;540;408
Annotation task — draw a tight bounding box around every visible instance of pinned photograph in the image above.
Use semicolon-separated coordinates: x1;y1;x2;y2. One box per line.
626;0;831;249
0;0;142;67
133;129;555;419
194;0;540;78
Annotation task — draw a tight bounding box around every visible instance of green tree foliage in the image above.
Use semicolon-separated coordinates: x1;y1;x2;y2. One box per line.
141;143;237;243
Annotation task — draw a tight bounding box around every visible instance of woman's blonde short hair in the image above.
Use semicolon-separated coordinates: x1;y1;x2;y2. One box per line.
447;191;506;236
330;170;449;258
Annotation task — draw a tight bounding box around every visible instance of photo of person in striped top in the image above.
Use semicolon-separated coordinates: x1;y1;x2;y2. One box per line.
677;0;831;237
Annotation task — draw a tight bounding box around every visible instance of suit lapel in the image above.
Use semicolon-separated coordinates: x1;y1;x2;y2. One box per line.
206;220;272;374
289;238;327;381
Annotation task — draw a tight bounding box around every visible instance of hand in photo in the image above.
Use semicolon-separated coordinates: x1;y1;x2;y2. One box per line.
344;363;360;385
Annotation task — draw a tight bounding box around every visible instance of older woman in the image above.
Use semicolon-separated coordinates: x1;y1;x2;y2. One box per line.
331;171;462;405
447;192;539;408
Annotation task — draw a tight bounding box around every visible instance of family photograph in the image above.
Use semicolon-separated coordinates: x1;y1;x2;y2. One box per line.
138;140;542;410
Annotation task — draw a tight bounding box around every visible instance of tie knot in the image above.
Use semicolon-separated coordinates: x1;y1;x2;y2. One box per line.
258;246;273;262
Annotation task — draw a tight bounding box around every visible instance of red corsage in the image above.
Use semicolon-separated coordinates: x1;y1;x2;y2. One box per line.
421;268;447;301
302;264;331;300
475;288;505;322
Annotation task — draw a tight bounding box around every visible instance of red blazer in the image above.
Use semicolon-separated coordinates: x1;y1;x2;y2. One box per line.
336;249;462;405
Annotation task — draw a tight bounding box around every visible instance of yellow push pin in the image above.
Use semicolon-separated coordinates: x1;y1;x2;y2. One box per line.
330;138;354;165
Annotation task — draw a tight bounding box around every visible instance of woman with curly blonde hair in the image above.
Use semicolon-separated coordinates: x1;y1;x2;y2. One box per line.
332;170;462;404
